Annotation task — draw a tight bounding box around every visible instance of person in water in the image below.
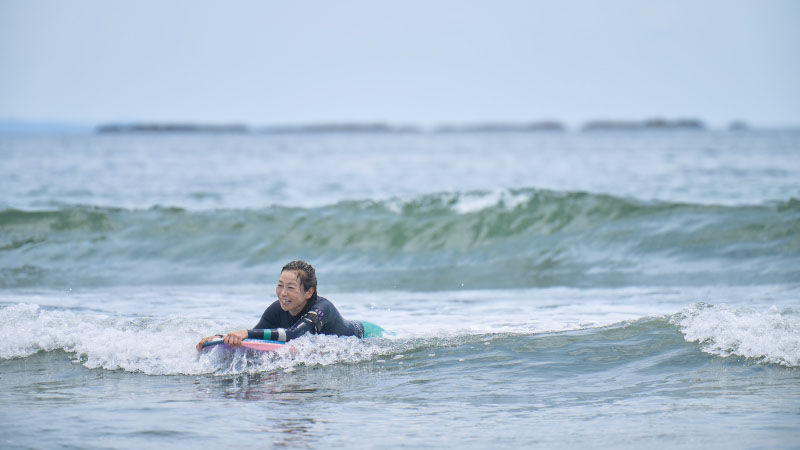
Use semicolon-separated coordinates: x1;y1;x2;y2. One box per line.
196;260;364;351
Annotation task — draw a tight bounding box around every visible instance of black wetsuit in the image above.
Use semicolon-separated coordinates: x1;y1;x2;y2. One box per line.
247;296;364;342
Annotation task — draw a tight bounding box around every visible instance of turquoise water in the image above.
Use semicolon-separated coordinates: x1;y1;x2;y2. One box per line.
1;131;799;448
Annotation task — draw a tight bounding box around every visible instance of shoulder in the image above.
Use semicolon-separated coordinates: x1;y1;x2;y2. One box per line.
315;296;333;306
312;296;335;310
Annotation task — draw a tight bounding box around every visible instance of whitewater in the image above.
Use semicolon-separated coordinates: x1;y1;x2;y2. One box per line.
1;130;799;448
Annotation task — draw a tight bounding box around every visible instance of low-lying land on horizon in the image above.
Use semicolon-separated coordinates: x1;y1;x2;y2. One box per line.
92;118;737;134
0;118;772;135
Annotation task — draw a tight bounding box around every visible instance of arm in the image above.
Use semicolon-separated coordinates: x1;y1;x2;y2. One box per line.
247;310;324;342
195;330;248;351
223;330;249;346
196;303;281;351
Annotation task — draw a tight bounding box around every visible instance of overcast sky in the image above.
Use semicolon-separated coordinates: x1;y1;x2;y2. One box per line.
1;0;798;127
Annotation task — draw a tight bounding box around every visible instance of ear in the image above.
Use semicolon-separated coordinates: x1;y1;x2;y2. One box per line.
304;286;315;301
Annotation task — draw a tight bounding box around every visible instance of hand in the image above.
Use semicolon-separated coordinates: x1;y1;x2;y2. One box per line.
224;330;248;347
196;335;220;352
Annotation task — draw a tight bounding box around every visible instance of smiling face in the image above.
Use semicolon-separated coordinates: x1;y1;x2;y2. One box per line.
275;269;315;316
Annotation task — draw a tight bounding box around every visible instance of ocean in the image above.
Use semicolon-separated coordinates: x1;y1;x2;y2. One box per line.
1;130;799;448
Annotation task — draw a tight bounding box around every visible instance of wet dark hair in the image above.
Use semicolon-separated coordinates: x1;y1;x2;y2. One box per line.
281;260;318;301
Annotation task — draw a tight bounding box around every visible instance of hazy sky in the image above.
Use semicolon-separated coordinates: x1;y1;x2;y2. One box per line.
1;0;798;127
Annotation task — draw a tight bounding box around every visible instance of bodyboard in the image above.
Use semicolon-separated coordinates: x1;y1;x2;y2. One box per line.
202;338;285;351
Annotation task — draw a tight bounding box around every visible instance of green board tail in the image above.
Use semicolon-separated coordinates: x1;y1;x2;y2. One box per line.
359;320;386;338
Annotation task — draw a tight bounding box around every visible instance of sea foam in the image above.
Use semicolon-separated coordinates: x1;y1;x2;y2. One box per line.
674;303;800;367
0;303;217;374
0;303;403;375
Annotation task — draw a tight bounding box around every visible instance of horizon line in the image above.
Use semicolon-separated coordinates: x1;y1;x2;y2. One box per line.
2;117;800;134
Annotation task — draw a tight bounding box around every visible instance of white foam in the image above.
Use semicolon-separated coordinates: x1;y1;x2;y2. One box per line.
5;285;798;374
674;303;800;367
450;189;531;214
377;189;532;216
196;334;395;375
0;303;406;375
1;295;628;376
0;303;221;374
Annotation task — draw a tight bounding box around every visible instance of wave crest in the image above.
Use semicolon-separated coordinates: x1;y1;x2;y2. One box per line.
673;303;800;367
1;189;798;288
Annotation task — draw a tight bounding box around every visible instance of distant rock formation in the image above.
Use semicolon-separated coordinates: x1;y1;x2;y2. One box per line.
582;118;705;131
728;120;749;131
92;118;719;135
434;121;565;133
96;123;249;134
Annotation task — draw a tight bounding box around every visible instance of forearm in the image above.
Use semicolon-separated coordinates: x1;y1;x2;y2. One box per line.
248;328;287;341
247;318;315;342
196;329;249;350
247;309;324;342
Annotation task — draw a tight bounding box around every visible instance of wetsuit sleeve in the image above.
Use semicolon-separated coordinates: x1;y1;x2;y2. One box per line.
248;306;328;342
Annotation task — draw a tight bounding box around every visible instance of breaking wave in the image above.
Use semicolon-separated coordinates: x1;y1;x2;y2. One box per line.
1;189;798;289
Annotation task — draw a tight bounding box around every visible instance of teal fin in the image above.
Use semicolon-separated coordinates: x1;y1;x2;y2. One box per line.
359;320;385;338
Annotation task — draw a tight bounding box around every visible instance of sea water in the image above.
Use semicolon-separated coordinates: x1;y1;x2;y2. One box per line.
1;130;799;448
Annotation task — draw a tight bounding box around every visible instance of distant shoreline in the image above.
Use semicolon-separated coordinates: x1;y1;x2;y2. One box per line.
93;118;713;134
94;119;709;134
2;118;792;135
